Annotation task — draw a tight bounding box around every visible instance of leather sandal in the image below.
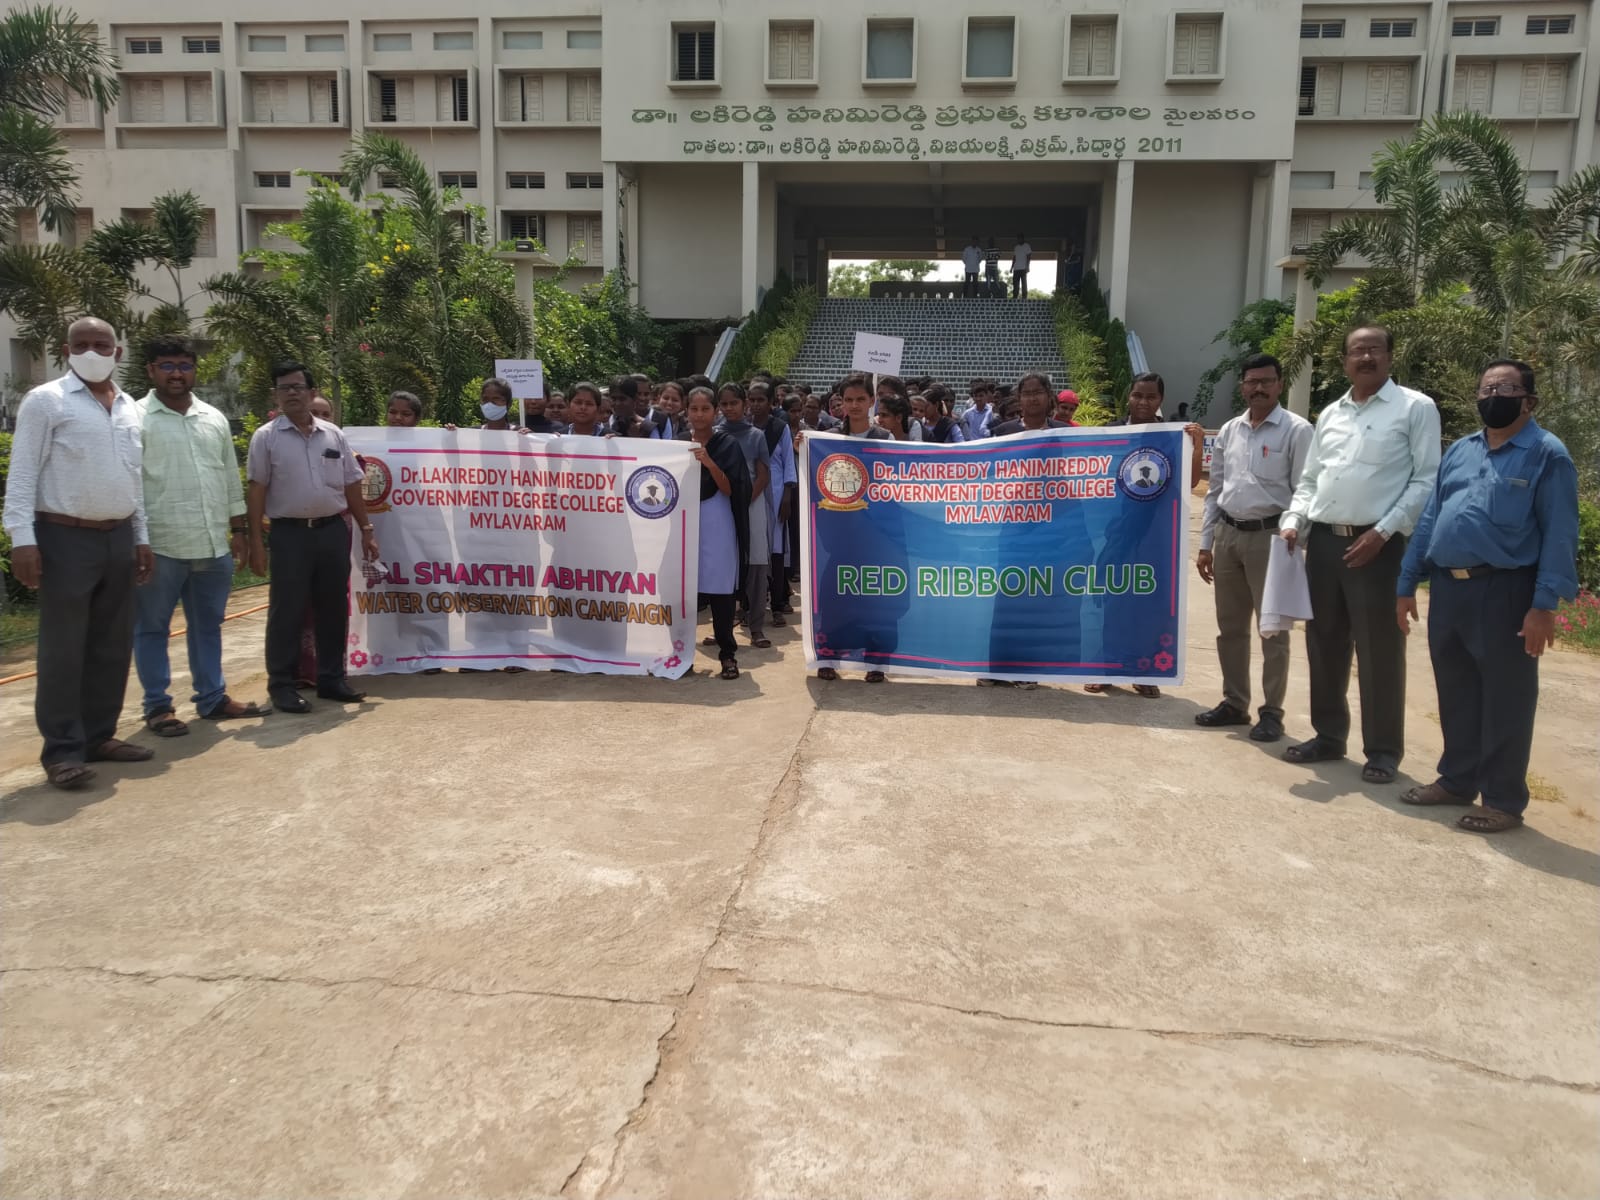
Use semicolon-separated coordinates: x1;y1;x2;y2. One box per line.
87;739;154;763
145;709;190;737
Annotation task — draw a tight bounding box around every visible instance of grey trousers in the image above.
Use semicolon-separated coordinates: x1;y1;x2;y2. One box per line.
744;563;770;640
1212;520;1291;717
33;519;137;765
1304;525;1408;767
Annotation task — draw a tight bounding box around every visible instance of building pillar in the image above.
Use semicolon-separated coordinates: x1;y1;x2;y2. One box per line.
741;159;761;313
1243;167;1271;304
601;161;620;275
1262;160;1291;301
1278;255;1315;418
1108;159;1134;321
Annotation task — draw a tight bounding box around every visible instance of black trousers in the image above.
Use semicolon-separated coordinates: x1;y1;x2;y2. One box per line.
787;501;801;581
962;272;979;296
699;592;736;663
1428;568;1540;815
33;519;136;765
1304;526;1408;766
265;519;352;692
1011;269;1027;298
769;553;791;612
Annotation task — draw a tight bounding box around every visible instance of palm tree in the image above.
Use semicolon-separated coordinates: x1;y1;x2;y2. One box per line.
0;241;133;357
0;5;118;240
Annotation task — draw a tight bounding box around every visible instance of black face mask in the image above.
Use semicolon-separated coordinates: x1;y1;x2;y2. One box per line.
1477;394;1526;429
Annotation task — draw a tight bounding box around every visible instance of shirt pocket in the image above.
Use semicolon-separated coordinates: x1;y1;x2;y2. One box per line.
1487;477;1534;528
1251;444;1292;484
321;452;348;489
1354;425;1410;466
116;422;143;471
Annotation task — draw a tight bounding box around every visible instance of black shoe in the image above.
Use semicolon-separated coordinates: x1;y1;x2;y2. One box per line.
1284;736;1345;764
1250;712;1285;742
316;683;367;703
271;689;311;714
1195;702;1251;727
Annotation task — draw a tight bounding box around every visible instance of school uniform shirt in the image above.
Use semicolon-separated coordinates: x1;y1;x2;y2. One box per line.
2;372;148;548
992;418;1071;437
246;413;364;518
1397;418;1579;611
766;421;797;554
962;404;997;441
1199;404;1314;552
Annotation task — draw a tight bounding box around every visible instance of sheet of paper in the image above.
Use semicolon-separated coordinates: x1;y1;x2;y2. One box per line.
1261;535;1314;635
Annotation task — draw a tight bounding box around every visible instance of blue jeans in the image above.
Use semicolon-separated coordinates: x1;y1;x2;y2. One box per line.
133;552;234;717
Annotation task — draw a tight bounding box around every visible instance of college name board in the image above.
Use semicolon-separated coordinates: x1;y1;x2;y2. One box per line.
610;99;1288;163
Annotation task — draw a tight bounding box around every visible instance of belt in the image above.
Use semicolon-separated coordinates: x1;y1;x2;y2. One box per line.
269;514;346;528
36;511;129;531
1220;511;1281;533
1439;565;1502;580
1313;521;1375;538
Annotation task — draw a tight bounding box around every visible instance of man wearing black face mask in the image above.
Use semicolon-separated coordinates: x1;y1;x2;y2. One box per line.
1394;360;1579;834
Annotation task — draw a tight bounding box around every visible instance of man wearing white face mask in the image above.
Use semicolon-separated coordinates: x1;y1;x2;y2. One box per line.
2;317;156;790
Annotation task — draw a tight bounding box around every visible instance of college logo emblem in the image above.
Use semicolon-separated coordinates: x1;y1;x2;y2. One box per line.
816;453;869;512
625;466;680;519
1117;448;1172;502
360;456;393;514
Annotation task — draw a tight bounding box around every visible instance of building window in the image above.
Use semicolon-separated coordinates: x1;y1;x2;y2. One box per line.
503;31;542;50
250;77;289;122
378;172;401;188
1358;171;1376;188
196;210;216;257
964;17;1016;82
434;31;472;50
1450;62;1494;112
126;37;162;54
1369;19;1416;37
1289;170;1335;189
1066;16;1118;80
567;172;602;189
14;209;39;245
1451;18;1500;36
1364;61;1413;115
1526;170;1558;187
1289;212;1333;249
501;73;542;122
1519;60;1569;113
505;212;544;242
257;172;292;187
1170;15;1223;77
315;171;345;185
569;214;601;264
374;77;414;123
567;74;600;121
1299;20;1344;38
183;36;220;53
248;35;287;52
1298;62;1339;116
436;75;470;122
62;88;95;125
672;23;717;83
62;209;93;248
373;32;411;51
767;20;816;83
865;18;916;82
305;34;344;52
310;76;340;123
128;77;165;122
1526;15;1575;33
568;30;602;49
439;171;477;188
507;172;544;189
183;76;212;122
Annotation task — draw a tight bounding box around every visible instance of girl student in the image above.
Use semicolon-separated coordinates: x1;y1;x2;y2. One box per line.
684;385;751;679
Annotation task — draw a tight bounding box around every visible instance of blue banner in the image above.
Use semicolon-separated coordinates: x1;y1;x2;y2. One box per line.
799;426;1191;684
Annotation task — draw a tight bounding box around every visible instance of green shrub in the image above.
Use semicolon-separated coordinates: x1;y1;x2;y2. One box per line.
1578;496;1600;593
755;286;820;377
1073;398;1116;426
720;273;793;382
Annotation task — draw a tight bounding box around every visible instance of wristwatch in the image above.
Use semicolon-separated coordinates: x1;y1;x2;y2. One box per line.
359;523;375;532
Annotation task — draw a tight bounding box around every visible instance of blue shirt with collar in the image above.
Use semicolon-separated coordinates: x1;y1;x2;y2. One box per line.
1397;417;1579;611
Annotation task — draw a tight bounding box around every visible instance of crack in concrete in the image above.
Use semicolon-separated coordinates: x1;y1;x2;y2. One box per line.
0;964;668;1011
726;974;1600;1096
563;709;820;1200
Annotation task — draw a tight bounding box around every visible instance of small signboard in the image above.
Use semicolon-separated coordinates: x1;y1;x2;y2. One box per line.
850;332;904;377
494;359;545;399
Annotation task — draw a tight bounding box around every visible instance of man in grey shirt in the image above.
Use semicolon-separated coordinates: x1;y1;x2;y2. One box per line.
1195;354;1313;743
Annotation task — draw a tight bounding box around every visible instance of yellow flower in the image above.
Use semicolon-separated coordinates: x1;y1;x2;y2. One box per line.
381;254;391;261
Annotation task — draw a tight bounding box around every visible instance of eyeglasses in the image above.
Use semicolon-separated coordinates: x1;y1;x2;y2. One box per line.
274;383;310;394
151;361;197;373
1476;385;1533;399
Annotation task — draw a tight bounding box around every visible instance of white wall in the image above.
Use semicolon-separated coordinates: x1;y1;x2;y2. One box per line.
637;163;741;318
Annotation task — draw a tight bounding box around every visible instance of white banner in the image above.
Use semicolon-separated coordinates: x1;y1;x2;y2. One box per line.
345;428;699;678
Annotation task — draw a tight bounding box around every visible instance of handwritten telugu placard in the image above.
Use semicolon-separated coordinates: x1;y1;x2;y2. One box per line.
852;333;904;376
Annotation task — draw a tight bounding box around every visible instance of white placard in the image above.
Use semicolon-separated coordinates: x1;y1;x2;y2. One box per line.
494;359;545;399
850;332;904;376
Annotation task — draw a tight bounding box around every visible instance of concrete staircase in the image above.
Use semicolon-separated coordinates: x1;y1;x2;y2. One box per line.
782;297;1070;403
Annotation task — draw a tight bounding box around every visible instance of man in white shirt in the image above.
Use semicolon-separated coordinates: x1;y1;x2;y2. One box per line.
962;378;998;440
961;235;983;297
1195;353;1313;743
1010;233;1032;298
1279;325;1442;784
2;317;155;789
134;335;267;737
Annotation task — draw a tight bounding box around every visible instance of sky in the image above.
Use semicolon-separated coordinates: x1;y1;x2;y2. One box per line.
832;256;1063;296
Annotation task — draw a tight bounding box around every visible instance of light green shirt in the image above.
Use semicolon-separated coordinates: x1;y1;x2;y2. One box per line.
138;392;245;559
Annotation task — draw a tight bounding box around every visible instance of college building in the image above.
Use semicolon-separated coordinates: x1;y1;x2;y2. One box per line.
7;0;1598;404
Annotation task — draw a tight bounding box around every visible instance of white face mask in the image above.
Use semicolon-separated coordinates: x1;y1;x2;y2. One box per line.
69;350;118;383
480;402;508;421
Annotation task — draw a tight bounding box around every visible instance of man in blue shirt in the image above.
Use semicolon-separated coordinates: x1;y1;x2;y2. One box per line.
1395;359;1579;833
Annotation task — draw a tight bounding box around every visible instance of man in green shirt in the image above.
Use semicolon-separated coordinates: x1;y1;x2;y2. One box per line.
133;335;267;735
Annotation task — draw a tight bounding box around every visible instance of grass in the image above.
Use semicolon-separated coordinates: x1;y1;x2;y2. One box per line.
1556;591;1600;654
0;566;270;652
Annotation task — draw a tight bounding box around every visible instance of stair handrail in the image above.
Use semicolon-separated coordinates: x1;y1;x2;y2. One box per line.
704;321;743;382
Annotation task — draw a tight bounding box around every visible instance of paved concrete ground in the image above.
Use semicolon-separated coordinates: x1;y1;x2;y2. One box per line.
3;522;1598;1198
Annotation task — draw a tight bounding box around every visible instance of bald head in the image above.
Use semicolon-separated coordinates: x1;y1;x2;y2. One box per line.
67;316;118;344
